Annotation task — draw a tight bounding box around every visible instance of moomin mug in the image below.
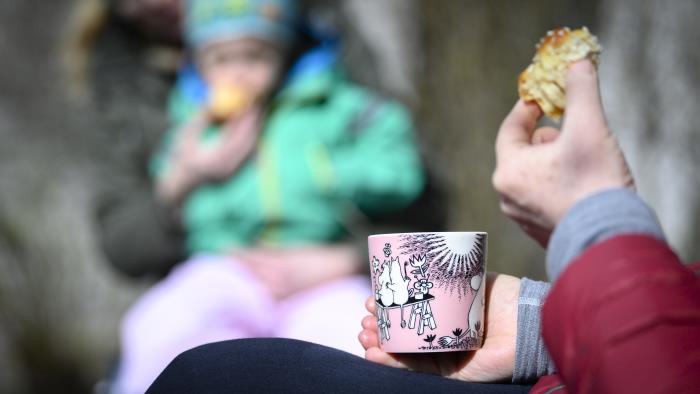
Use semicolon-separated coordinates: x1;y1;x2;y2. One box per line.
368;232;487;353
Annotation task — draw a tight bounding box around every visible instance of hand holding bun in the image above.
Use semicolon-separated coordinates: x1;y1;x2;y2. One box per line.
496;57;634;246
518;27;602;121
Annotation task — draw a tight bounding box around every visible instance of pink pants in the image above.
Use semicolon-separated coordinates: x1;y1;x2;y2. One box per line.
113;254;370;394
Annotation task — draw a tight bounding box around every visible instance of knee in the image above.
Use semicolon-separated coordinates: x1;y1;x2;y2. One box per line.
148;339;315;392
164;338;326;371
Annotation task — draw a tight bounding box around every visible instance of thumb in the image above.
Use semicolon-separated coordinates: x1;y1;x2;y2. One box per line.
562;60;609;142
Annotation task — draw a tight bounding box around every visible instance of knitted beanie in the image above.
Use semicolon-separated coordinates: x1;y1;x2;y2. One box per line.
185;0;298;49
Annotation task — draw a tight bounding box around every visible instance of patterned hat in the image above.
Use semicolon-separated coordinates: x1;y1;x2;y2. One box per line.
185;0;298;48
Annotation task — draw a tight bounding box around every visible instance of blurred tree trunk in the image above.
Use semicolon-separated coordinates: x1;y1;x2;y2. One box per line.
341;0;421;105
599;0;700;263
0;1;152;393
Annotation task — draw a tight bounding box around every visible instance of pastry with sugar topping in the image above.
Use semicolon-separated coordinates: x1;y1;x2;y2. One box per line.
518;27;602;120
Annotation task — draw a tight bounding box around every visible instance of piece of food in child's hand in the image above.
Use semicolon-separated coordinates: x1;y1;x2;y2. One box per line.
209;85;248;122
518;26;602;121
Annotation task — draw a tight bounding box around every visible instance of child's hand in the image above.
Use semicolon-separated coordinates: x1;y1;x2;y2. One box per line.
175;107;262;182
358;272;519;383
156;107;262;205
235;245;361;300
492;60;634;246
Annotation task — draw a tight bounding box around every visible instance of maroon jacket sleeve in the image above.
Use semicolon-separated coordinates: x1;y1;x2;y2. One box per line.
539;235;700;393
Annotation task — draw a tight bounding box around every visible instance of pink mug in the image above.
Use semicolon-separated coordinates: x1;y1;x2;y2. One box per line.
368;232;487;353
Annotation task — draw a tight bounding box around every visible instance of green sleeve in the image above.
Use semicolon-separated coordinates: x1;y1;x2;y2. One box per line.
330;98;425;214
149;87;195;179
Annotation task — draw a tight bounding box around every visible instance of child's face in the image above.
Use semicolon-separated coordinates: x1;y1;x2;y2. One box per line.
197;38;284;102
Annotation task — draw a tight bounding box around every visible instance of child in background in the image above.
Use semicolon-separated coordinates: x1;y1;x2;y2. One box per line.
113;0;425;392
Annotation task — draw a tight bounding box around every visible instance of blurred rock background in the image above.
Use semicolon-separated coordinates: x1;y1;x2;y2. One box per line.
0;0;697;392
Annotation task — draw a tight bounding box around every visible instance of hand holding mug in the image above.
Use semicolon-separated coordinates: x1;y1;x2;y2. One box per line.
358;272;520;383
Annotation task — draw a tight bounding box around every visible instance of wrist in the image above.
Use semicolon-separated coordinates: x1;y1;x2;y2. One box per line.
546;187;665;281
157;160;201;205
513;278;555;383
176;161;204;189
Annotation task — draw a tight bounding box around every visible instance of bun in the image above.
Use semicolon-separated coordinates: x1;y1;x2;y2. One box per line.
518;27;602;120
209;85;248;122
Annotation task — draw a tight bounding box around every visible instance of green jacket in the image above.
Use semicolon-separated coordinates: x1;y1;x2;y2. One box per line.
152;69;425;253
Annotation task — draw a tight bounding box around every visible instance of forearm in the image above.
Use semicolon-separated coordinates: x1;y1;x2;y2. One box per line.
542;188;700;391
154;160;200;207
542;235;700;392
513;188;665;383
153;112;210;206
546;188;665;281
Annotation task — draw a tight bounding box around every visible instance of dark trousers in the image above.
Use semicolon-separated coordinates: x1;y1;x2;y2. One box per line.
147;338;532;394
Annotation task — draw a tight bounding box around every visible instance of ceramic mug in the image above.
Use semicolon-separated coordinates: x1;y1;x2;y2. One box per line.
368;232;487;353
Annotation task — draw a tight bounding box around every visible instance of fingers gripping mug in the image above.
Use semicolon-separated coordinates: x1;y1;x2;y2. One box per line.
368;232;487;353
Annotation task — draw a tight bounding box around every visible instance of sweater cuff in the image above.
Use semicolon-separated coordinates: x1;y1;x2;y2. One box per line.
546;188;665;282
512;278;556;383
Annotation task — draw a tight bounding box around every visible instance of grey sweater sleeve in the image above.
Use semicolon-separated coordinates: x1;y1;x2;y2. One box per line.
546;188;665;281
512;278;556;383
